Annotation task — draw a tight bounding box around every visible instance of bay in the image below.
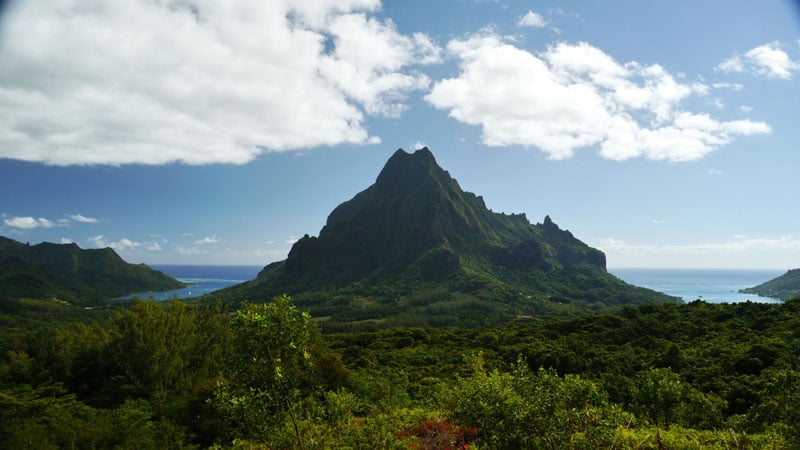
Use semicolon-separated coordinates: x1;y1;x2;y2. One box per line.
112;265;262;301
611;268;784;304
114;265;786;304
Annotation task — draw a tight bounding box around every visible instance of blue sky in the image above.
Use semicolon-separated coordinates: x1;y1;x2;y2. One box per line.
1;0;799;269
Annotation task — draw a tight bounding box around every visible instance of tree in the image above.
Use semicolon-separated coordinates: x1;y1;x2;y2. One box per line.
110;299;225;404
215;295;314;448
441;354;629;449
630;368;684;426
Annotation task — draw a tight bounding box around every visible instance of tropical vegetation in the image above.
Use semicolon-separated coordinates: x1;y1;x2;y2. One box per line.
1;295;799;448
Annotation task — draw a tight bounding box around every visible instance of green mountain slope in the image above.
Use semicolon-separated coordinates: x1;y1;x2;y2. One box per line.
740;269;800;300
0;236;185;305
217;148;677;326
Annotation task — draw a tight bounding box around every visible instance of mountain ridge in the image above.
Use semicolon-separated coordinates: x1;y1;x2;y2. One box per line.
217;148;677;327
0;236;186;305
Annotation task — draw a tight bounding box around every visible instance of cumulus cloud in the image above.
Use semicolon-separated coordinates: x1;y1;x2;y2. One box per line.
717;41;799;79
110;238;140;251
88;235;141;250
195;235;224;244
60;238;74;244
517;11;547;28
4;216;56;229
3;213;104;228
177;246;204;255
0;0;438;166
69;214;99;223
426;35;770;161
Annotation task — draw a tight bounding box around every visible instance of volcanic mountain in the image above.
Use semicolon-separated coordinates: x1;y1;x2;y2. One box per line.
219;148;676;327
0;236;185;305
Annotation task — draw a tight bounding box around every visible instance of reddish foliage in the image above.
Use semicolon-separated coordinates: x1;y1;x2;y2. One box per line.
399;419;479;450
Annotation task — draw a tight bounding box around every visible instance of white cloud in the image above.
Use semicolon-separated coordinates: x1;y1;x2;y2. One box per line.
286;236;299;244
60;238;74;244
0;0;438;166
739;105;753;113
411;141;427;150
708;169;722;175
717;56;744;74
717;41;799;79
69;213;99;223
4;216;56;229
426;36;770;162
114;238;140;250
147;242;163;251
599;235;800;269
517;11;546;28
87;235;141;250
177;246;204;255
712;82;743;91
195;235;224;244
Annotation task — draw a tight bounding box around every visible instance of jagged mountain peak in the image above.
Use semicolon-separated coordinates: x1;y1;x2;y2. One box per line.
279;147;605;280
374;147;453;194
217;146;677;326
382;147;437;171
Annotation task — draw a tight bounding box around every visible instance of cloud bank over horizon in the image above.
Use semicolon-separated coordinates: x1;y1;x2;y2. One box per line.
598;234;800;269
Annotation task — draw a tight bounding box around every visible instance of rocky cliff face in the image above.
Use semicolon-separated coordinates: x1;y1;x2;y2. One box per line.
220;147;676;326
283;148;605;281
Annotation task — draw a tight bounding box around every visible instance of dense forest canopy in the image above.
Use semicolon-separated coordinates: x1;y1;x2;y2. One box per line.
1;295;799;448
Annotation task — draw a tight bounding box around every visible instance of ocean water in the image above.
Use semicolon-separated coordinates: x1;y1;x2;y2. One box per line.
610;268;784;304
112;265;262;301
113;265;785;304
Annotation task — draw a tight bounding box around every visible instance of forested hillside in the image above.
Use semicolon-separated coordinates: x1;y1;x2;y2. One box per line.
0;236;185;305
1;296;798;449
741;268;800;300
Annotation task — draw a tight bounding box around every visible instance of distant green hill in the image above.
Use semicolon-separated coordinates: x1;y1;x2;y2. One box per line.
0;237;185;305
740;269;800;300
215;148;677;327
